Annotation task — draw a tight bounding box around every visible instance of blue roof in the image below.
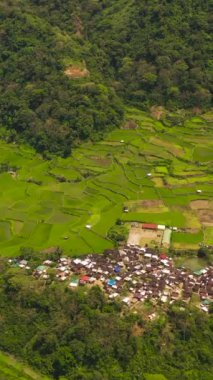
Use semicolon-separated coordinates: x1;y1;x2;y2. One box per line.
107;279;116;286
114;265;121;273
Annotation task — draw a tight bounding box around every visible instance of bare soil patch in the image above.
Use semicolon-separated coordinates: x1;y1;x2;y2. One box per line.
91;156;111;167
122;120;138;130
150;105;166;120
140;200;164;208
190;200;213;210
127;227;143;245
140;229;164;246
64;66;89;78
128;226;164;246
197;210;213;226
132;323;144;336
41;246;58;254
128;200;164;209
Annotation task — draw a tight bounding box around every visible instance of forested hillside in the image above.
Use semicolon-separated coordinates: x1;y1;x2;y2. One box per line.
0;0;123;156
0;0;212;155
88;0;212;108
0;260;213;380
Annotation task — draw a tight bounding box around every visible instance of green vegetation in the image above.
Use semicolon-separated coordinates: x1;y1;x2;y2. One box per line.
174;256;208;272
89;0;212;110
145;375;168;380
0;0;123;156
172;231;204;246
0;2;212;379
0;110;212;256
204;228;213;245
0;263;212;380
107;221;129;243
0;1;212;155
122;211;186;227
173;246;213;271
0;351;49;380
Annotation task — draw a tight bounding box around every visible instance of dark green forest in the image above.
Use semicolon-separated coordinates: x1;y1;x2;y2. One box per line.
0;259;213;380
0;0;212;155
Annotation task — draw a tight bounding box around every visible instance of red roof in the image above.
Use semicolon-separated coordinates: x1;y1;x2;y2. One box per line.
80;275;89;282
142;223;157;230
160;253;168;260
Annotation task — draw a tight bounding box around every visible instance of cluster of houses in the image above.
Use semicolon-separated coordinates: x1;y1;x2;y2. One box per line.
9;245;213;313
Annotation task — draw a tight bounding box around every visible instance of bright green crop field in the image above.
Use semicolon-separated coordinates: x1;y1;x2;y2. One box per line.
0;351;50;380
0;109;212;256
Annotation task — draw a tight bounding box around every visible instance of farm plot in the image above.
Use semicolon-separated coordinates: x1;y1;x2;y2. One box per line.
204;227;213;245
122;211;186;227
193;146;213;162
0;110;212;255
171;231;204;249
126;200;169;213
0;221;11;241
128;226;164;247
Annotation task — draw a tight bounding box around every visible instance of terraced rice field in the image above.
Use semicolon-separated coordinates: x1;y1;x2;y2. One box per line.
0;109;212;256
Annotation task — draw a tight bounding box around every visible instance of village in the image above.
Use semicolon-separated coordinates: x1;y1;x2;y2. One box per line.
9;243;213;314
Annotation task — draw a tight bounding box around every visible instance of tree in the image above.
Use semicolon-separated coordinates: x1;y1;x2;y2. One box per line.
197;247;207;258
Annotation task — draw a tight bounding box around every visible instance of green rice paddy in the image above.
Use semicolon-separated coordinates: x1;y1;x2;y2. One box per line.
145;375;168;380
172;231;204;248
0;108;212;256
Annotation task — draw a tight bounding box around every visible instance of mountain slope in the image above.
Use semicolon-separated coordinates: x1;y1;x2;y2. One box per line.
0;0;123;156
0;351;50;380
0;0;212;156
87;0;212;108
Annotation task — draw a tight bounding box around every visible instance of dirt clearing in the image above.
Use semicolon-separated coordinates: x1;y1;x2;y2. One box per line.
150;105;166;120
190;200;213;210
140;200;164;208
64;65;89;78
190;200;213;226
128;225;164;246
197;210;213;226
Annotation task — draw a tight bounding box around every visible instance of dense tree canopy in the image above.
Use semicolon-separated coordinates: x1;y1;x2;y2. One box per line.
0;0;123;156
87;0;212;109
0;0;212;155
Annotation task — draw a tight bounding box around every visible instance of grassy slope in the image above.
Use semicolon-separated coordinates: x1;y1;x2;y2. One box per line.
0;110;212;256
0;351;50;380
